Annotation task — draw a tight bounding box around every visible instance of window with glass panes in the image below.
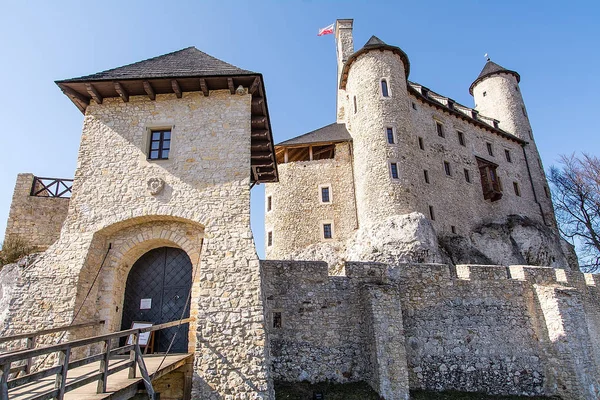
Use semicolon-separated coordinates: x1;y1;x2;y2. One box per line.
149;130;171;160
323;223;333;239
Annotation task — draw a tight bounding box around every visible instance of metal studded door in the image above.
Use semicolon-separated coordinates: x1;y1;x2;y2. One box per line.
121;247;192;353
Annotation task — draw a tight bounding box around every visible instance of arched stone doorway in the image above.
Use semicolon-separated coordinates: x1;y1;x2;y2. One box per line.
121;246;192;353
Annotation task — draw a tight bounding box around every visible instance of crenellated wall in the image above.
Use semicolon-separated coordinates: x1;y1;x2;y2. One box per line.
261;260;600;399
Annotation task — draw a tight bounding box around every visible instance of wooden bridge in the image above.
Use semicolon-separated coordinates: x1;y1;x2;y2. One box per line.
0;319;193;400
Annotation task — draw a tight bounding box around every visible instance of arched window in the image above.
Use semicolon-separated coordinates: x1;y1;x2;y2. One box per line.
381;79;389;97
353;96;357;114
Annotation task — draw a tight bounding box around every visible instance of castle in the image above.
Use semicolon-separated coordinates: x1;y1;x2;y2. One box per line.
1;19;599;400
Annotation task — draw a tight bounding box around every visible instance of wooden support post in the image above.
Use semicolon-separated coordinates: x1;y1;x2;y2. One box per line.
227;78;235;94
309;146;313;161
249;77;260;95
25;335;36;374
171;80;182;98
0;362;10;400
284;149;288;163
54;347;70;400
183;358;193;400
97;339;110;393
199;79;209;97
114;82;129;102
85;83;103;104
135;346;155;400
143;81;156;100
128;333;138;379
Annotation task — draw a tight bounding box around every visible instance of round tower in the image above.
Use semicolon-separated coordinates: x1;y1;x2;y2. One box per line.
470;60;556;227
339;35;417;228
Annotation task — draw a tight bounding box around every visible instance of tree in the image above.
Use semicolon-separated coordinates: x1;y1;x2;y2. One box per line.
549;154;600;271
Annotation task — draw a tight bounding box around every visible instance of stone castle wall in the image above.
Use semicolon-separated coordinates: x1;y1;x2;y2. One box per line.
0;91;273;399
262;260;600;399
265;142;357;258
3;173;69;250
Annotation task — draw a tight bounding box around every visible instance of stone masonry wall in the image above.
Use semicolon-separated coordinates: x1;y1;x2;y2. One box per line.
4;173;69;251
265;142;357;259
0;91;273;399
262;260;600;399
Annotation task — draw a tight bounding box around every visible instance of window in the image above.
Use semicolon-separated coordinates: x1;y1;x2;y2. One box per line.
451;225;457;234
464;169;471;183
505;149;512;163
267;195;272;212
513;181;521;197
418;137;424;150
148;129;171;160
528;130;533;140
353;96;357;114
486;142;494;156
386;127;395;144
477;157;503;201
272;312;282;328
522;106;527;117
457;131;465;146
323;223;333;239
320;185;331;203
267;231;273;247
424;170;430;184
390;162;399;179
538;158;543;169
483;91;487;97
544;186;550;198
444;161;451;176
436;122;444;137
412;102;417;110
381;79;389;97
429;205;435;221
515;86;519;92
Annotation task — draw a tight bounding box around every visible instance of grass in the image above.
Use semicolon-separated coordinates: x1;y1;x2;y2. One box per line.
274;381;559;400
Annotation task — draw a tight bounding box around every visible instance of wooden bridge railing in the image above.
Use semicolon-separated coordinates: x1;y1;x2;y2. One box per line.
0;318;192;400
0;320;104;376
30;176;74;198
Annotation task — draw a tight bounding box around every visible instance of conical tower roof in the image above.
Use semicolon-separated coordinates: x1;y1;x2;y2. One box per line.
469;60;520;95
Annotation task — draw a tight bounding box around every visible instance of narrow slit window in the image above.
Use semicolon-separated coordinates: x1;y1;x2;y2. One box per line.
353;96;357;114
513;182;521;197
457;131;465;146
321;186;330;203
412;102;417;110
323;223;333;239
451;226;456;234
267;196;272;212
522;106;527;116
544;186;550;198
444;161;451;176
429;205;435;221
418;137;424;150
538;158;543;169
381;79;389;97
464;169;471;183
267;231;273;247
148;129;171;160
424;170;430;184
273;312;282;328
505;149;512;163
436;122;444;137
486;142;494;156
386;127;395;144
390;163;399;179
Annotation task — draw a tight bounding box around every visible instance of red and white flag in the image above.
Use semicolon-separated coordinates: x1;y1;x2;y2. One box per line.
318;23;334;36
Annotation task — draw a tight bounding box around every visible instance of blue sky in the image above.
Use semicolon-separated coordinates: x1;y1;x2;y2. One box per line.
0;0;598;259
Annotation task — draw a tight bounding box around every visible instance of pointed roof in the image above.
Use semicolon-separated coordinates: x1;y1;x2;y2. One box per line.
277;123;351;147
339;35;410;89
58;47;255;83
469;60;520;95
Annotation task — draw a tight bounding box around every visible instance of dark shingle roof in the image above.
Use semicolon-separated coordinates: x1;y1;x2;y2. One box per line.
469;60;520;94
277;123;351;146
364;35;386;47
58;47;255;83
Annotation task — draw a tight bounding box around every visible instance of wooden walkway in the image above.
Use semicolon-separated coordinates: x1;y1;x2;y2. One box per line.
9;354;192;400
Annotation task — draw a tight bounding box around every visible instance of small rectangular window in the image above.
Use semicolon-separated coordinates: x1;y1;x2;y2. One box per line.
381;79;389;97
267;231;273;247
424;170;430;184
505;149;512;163
464;169;471;183
418;137;424;150
486;142;494;156
429;205;435;221
457;131;465;146
451;225;457;234
444;161;451;176
386;127;394;144
513;182;521;197
273;312;282;328
321;186;330;203
412;102;417;110
148;129;171;160
436;122;444;137
323;223;333;239
353;96;357;114
267;196;272;212
390;163;399;179
522;106;526;117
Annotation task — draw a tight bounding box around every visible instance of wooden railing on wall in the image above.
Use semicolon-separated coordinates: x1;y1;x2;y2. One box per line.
0;318;192;400
30;176;73;198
